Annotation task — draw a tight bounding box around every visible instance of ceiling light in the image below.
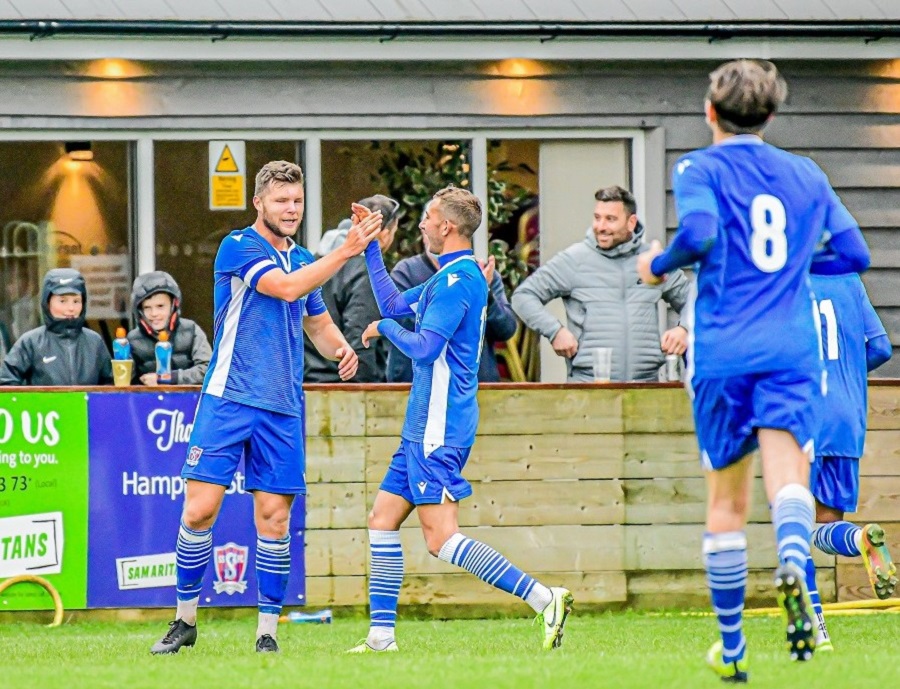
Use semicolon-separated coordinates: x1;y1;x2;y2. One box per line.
65;141;93;161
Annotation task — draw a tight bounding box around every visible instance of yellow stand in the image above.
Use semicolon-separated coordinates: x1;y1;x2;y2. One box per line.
0;574;64;627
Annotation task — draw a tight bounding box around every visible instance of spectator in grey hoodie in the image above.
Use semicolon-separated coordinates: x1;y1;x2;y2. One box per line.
512;186;690;382
128;271;212;385
0;268;113;386
304;195;399;383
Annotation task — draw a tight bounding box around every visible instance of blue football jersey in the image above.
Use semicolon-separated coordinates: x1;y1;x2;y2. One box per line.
202;227;327;417
811;273;887;457
674;135;858;378
401;252;487;448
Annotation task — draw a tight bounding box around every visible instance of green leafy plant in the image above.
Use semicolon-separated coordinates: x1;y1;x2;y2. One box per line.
370;140;535;293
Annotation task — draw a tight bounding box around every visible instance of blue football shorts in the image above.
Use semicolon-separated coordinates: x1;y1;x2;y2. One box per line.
182;394;306;495
810;455;859;513
379;439;473;505
690;369;823;471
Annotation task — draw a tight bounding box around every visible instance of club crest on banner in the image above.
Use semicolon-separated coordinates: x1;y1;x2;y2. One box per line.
213;542;248;595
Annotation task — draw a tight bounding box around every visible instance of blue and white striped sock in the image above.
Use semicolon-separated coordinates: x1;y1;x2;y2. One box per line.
703;531;748;665
368;530;404;634
772;484;815;572
438;533;552;613
257;534;291;616
805;554;828;638
175;520;213;604
813;521;862;557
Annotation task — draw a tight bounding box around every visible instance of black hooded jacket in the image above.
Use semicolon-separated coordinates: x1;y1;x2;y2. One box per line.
126;271;211;384
0;268;113;386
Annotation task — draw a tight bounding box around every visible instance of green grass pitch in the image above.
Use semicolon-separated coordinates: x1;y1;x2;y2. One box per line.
2;612;899;688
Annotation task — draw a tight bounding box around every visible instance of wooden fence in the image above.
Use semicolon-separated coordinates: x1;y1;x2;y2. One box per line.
302;383;900;611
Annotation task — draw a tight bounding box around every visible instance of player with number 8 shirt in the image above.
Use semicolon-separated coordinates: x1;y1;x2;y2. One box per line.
637;59;870;682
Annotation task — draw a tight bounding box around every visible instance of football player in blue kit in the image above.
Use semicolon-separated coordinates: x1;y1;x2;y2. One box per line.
347;186;573;654
637;60;870;682
151;161;383;655
804;272;894;651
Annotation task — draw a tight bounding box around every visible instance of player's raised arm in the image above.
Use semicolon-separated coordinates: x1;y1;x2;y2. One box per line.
352;202;419;318
256;212;383;302
811;228;870;276
809;165;870;275
811;196;869;277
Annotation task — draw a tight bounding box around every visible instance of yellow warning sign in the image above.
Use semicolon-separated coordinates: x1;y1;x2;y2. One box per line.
210;175;245;210
209;141;246;210
215;144;240;173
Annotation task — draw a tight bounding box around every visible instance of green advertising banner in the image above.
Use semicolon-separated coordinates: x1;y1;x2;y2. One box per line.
0;392;89;610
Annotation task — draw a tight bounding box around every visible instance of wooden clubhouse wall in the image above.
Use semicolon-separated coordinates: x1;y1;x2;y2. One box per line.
302;383;900;612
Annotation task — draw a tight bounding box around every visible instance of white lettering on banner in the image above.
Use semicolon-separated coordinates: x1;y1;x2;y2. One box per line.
0;512;64;577
116;552;177;590
0;410;60;446
0;409;11;444
122;471;246;500
146;409;193;452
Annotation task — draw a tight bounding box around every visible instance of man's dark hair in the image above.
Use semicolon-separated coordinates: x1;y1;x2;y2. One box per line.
707;59;788;135
358;194;401;229
594;185;637;217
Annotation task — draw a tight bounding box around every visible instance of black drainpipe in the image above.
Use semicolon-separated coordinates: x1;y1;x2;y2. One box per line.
1;20;898;42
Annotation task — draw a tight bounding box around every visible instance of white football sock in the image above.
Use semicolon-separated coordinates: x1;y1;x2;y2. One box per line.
176;597;199;626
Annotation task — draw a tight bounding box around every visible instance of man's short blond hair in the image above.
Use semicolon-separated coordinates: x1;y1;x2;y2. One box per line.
707;59;788;135
432;186;482;238
254;161;304;197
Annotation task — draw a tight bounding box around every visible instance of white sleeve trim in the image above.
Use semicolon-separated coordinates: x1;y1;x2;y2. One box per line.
244;258;277;286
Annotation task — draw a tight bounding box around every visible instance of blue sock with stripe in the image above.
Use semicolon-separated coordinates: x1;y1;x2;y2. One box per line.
368;530;404;635
257;534;291;615
813;521;862;557
804;555;823;618
805;554;829;640
703;531;748;664
772;484;815;571
438;533;552;613
175;520;213;603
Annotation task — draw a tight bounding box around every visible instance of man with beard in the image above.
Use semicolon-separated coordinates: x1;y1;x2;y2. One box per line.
512;186;690;382
150;161;382;655
348;186;573;654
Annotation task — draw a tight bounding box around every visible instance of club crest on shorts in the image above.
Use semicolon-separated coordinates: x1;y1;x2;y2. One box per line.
186;446;203;466
213;543;249;595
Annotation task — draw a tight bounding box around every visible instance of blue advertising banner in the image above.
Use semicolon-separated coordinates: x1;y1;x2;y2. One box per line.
86;391;305;608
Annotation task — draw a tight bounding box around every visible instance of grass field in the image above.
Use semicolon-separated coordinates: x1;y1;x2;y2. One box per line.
3;611;899;688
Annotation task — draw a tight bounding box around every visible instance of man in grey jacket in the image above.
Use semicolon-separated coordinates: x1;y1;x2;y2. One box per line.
511;186;690;382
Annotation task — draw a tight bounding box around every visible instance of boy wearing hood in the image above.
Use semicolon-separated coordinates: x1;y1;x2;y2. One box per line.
128;271;212;385
0;268;113;386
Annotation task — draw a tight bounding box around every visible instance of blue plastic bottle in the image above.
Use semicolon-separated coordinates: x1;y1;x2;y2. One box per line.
281;609;333;624
155;330;173;384
112;327;131;360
